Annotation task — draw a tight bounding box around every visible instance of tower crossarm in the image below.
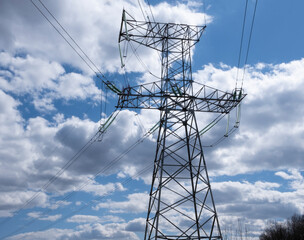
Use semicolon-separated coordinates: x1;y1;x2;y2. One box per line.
119;10;206;52
116;82;246;113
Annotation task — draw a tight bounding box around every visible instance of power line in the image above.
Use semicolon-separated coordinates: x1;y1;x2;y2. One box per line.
235;0;249;89
37;0;105;78
1;109;239;238
241;0;259;89
1;119;158;238
146;0;156;23
6;0;115;220
121;5;161;80
0;61;110;231
129;41;161;79
2;155;154;239
30;0;107;83
18;1;251;238
235;0;259;90
0;128;99;231
3;100;238;237
203;0;207;26
3;107;234;237
203;103;242;148
4;2;151;236
39;162;153;233
135;0;163;63
1;1;156;238
138;0;148;22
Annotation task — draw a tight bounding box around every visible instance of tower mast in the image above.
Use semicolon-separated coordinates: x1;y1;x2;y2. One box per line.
117;10;244;239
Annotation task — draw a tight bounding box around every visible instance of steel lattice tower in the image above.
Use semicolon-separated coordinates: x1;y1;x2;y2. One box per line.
117;10;245;240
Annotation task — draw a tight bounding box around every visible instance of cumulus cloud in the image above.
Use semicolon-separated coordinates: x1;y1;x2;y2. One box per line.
0;52;100;111
0;90;50;215
275;169;303;181
125;217;146;232
193;59;304;176
0;87;150;216
0;92;156;219
94;192;149;213
0;52;64;93
66;214;100;223
48;200;71;210
0;0;209;75
27;212;62;222
6;222;141;240
212;177;304;238
67;214;124;224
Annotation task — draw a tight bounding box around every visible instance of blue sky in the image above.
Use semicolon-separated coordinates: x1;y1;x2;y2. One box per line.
0;0;304;239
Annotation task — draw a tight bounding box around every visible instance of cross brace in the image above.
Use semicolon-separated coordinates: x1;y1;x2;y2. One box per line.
117;81;245;113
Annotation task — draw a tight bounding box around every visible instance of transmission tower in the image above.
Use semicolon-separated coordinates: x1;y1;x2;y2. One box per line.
117;10;245;240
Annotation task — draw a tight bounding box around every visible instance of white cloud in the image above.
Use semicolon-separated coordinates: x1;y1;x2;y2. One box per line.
39;214;62;222
275;169;303;181
6;228;74;240
213;179;303;220
192;59;304;176
151;1;211;25
125;217;146;232
0;90;49;215
48;200;71;210
0;0;209;76
27;212;62;222
66;214;100;223
0;190;49;216
94;192;149;213
0;52;64;93
67;214;124;224
0;89;148;215
81;182;126;196
6;222;140;240
211;176;304;238
0;52;100;111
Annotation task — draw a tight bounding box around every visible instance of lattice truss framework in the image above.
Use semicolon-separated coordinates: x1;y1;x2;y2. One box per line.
117;10;245;240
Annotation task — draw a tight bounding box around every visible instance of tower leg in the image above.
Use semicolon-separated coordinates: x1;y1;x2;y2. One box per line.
144;109;222;240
